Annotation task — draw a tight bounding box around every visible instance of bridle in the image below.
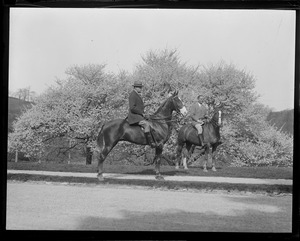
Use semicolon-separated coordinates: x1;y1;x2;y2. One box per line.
210;110;222;127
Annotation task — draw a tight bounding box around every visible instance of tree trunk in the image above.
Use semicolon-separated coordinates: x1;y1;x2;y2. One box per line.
68;139;71;164
86;146;92;165
15;150;18;163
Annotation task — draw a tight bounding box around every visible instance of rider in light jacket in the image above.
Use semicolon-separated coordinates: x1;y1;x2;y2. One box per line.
189;95;209;146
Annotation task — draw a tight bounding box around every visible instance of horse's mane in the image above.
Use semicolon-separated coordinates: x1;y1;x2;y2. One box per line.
152;96;172;116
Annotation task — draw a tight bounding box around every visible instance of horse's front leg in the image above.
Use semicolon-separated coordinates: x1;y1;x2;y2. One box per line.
203;145;211;172
154;147;164;180
211;144;218;172
182;156;188;170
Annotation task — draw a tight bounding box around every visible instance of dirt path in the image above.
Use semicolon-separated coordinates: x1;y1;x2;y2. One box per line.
7;169;293;185
6;181;292;232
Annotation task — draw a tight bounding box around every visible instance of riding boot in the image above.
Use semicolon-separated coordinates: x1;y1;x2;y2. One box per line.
145;132;156;148
198;134;206;147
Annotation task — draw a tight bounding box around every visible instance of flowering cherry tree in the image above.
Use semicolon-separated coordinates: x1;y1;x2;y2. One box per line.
8;50;293;167
8;64;130;162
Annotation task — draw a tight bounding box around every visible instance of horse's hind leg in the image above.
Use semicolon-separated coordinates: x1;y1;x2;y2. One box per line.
183;142;193;170
96;147;108;181
95;120;125;181
203;145;211;172
97;140;120;181
96;134;118;181
154;147;164;180
175;143;184;169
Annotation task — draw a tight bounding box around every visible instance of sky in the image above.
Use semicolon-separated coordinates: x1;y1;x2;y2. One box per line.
9;8;295;111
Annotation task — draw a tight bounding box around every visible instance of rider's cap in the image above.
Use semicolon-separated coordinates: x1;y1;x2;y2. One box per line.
133;80;143;88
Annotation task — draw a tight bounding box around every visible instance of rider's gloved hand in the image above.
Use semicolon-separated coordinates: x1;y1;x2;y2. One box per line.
144;114;151;120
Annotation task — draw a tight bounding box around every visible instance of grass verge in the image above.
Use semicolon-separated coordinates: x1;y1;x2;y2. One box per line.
7;161;293;179
7;173;292;195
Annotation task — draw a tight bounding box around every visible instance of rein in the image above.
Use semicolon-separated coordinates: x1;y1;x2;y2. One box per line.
146;96;184;123
148;113;183;123
148;115;172;121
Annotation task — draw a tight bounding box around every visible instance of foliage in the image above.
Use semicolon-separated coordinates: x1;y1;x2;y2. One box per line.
8;49;293;167
134;49;199;113
195;61;259;116
8;64;129;161
267;109;294;136
8;97;33;133
217;104;293;167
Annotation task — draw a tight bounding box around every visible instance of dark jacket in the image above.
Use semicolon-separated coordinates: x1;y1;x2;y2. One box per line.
128;90;145;125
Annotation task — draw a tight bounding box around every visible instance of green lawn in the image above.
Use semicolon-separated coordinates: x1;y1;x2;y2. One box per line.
7;161;293;180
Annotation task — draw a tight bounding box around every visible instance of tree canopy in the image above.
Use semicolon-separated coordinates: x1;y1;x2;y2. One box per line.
8;48;293;167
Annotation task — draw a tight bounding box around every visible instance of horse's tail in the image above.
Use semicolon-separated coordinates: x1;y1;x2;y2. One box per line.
96;122;106;151
177;125;188;146
176;126;187;158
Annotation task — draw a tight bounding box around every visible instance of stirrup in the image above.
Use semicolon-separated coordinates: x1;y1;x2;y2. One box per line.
148;140;156;148
145;132;156;148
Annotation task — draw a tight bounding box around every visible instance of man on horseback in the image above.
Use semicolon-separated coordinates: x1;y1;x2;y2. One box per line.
128;80;156;148
189;95;209;146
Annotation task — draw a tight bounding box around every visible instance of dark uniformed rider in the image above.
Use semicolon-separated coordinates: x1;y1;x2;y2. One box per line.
128;80;156;148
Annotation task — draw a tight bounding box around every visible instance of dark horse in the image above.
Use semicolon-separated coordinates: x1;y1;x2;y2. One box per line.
175;109;222;172
96;91;187;180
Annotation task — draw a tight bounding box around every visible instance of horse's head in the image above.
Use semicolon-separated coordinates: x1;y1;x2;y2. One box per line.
211;109;223;127
170;90;188;116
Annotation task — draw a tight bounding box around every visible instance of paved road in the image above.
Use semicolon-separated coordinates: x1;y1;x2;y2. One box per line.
6;181;292;232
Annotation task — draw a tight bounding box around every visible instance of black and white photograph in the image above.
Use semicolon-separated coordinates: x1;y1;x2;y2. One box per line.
6;6;296;234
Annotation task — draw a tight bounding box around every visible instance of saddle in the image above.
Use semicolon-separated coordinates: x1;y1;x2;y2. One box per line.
125;118;159;147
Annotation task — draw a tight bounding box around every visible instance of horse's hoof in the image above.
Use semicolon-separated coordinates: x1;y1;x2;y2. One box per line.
184;167;188;170
155;175;165;181
175;166;179;170
203;168;208;172
212;167;217;172
97;174;105;182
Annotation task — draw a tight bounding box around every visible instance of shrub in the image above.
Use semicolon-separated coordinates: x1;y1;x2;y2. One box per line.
218;112;293;167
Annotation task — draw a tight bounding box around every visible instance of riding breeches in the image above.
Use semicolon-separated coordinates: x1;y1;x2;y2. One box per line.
194;123;203;134
138;120;151;133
